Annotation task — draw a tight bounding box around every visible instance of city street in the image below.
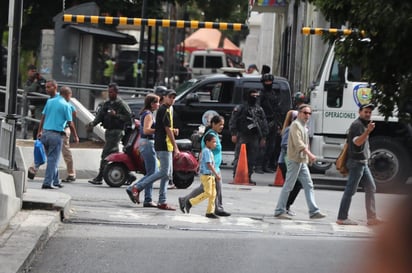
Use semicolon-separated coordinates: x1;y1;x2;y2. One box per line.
1;2;411;273
24;168;403;273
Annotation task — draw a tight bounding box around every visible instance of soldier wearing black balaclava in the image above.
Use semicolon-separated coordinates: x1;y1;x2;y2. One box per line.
256;73;284;173
229;89;268;185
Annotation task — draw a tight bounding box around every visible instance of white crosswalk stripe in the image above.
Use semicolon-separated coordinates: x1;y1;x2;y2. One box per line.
68;205;377;237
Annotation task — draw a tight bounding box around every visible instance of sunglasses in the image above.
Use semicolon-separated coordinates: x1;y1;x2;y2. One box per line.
301;111;312;115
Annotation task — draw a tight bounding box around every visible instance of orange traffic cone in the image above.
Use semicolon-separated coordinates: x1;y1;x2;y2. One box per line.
269;165;284;187
230;143;251;185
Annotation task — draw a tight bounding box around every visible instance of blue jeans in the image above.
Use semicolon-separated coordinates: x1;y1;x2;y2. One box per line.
134;151;172;204
275;160;320;217
130;138;157;203
41;130;63;186
337;159;377;220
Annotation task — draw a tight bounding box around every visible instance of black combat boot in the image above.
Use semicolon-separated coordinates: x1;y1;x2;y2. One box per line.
88;173;103;185
254;166;264;174
88;160;106;185
263;164;275;173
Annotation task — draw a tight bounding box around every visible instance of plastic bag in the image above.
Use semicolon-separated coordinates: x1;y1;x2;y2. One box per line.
34;139;46;166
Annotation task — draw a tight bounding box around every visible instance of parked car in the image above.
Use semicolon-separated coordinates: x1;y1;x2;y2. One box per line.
124;71;292;151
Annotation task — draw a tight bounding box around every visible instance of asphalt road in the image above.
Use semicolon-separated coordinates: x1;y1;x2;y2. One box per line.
24;169;404;273
28;224;368;273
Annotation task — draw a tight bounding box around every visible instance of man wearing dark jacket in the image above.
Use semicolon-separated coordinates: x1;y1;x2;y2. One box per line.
87;83;132;185
229;89;268;184
256;73;284;173
24;64;47;139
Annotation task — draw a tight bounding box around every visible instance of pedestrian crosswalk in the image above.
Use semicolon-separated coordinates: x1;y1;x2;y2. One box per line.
67;205;376;238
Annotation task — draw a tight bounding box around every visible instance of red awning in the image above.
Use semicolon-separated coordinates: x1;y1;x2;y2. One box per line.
177;28;241;57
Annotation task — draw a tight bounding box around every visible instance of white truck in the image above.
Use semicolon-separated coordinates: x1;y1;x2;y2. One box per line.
308;42;412;192
188;50;227;77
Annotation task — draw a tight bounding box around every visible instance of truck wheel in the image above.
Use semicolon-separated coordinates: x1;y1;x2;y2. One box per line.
310;162;332;174
173;171;195;189
369;136;411;192
103;163;128;187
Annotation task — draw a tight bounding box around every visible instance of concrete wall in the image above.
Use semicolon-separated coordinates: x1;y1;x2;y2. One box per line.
294;2;329;93
0;172;22;234
242;12;284;76
16;140;102;180
244;1;331;94
1;139;102;233
39;29;55;80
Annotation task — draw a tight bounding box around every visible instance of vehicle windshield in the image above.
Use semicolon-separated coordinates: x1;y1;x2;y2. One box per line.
175;79;201;95
313;45;332;87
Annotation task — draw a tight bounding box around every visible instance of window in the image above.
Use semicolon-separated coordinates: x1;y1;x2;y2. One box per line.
195;81;234;103
205;56;224;69
347;65;364;82
193;56;204;68
328;58;344;82
326;57;344;108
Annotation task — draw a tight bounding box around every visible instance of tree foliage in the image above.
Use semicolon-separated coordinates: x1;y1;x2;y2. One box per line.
309;0;412;121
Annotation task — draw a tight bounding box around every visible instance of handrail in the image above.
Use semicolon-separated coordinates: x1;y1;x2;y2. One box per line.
56;81;154;96
0;83;152;139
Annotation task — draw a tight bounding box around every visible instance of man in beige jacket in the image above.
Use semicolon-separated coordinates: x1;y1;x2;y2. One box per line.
274;104;326;220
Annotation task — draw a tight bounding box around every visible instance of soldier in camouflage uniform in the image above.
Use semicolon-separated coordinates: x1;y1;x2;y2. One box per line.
87;83;132;185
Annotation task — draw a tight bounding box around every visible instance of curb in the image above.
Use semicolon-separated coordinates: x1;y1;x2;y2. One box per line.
0;190;71;273
0;210;60;273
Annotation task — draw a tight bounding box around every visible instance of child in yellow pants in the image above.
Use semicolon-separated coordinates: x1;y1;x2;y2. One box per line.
181;134;221;218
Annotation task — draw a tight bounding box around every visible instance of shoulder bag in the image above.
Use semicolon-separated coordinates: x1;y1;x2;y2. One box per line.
335;142;349;176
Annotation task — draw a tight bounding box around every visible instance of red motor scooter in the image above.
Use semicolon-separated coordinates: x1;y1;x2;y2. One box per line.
103;120;198;189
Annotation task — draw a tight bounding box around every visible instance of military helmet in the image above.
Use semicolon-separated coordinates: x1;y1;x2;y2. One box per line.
261;73;274;82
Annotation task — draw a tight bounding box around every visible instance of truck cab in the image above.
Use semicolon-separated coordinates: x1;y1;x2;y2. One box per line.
309;42;412;192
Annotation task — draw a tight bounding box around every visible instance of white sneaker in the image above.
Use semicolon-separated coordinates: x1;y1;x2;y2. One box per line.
310;212;327;219
275;213;292;220
336;219;358;225
286;209;296;216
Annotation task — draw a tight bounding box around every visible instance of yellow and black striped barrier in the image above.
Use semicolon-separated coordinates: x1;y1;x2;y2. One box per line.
63;14;247;31
301;27;365;36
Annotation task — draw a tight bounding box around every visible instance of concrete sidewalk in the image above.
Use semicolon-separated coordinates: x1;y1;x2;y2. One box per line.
0;190;71;273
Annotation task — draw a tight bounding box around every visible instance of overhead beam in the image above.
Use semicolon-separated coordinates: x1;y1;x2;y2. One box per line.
301;27;365;36
63;14;248;31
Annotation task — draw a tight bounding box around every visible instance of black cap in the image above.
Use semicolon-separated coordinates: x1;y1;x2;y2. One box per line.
108;82;119;92
164;89;177;96
359;103;375;110
154;86;168;97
